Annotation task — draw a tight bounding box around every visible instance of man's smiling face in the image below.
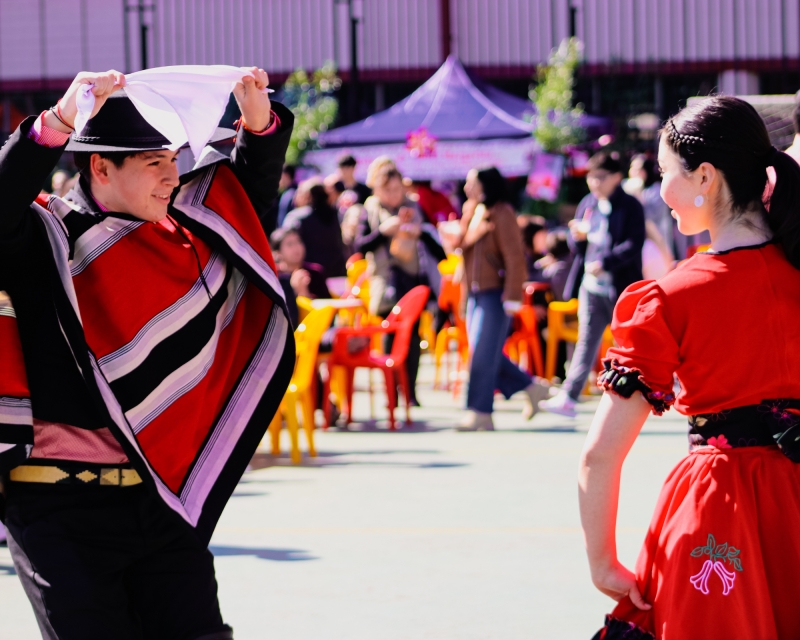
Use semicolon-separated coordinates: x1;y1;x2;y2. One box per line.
90;150;180;221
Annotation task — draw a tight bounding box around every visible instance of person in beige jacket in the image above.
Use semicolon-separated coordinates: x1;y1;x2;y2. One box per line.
455;167;549;430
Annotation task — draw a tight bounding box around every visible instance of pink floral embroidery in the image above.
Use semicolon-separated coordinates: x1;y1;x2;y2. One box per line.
713;561;737;595
690;560;737;595
690;534;743;595
706;434;732;449
690;559;713;594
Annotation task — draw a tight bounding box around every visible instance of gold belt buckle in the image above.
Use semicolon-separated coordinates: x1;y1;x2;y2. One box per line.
99;468;121;486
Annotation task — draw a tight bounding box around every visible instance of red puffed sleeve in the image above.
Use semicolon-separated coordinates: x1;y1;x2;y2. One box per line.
598;280;680;415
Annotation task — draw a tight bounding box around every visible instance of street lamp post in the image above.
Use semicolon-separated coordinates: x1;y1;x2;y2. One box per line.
348;0;362;122
124;0;154;71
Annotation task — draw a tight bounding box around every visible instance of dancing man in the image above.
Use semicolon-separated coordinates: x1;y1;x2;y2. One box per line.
0;67;294;639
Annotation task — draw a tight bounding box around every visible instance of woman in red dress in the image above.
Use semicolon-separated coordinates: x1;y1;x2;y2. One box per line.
580;96;800;639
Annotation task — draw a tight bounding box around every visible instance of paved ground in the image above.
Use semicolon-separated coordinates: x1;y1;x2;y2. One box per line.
0;356;688;639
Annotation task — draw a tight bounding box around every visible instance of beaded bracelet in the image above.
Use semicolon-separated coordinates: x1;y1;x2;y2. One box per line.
49;101;75;130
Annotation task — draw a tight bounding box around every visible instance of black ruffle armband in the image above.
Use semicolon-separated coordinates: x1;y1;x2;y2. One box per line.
597;359;675;416
591;616;655;640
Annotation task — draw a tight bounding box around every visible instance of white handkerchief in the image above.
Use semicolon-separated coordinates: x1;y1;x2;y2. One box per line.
75;65;269;158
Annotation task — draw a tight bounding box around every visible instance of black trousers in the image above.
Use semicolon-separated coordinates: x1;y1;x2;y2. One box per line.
4;481;233;640
385;266;426;401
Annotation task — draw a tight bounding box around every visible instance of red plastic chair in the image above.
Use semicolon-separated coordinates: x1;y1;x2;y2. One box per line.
324;285;430;430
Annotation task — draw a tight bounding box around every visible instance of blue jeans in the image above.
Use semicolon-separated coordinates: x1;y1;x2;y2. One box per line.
466;289;533;414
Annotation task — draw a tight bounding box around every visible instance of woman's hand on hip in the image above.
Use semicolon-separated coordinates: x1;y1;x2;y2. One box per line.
591;560;651;611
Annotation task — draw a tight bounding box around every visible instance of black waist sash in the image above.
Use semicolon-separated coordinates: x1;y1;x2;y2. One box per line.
689;400;800;462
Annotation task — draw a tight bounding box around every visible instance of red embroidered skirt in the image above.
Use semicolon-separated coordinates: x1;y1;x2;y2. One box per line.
597;445;800;640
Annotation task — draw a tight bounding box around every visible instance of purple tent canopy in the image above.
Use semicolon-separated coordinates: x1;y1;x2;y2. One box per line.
318;55;608;147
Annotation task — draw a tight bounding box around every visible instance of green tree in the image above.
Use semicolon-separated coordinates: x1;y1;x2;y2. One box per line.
281;62;341;164
530;38;585;153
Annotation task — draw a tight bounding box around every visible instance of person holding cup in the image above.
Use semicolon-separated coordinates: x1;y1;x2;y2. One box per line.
540;152;646;417
354;164;446;406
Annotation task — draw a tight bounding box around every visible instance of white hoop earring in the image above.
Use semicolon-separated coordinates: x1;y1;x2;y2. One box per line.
694;195;705;207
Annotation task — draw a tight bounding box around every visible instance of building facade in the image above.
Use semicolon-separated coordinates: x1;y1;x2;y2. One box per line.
1;0;799;136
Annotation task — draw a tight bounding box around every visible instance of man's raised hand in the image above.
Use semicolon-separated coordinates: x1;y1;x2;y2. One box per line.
46;71;126;133
234;67;272;132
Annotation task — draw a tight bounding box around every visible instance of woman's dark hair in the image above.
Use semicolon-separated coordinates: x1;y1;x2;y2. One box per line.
269;227;300;252
522;221;544;252
475;167;510;208
662;95;800;269
309;182;338;223
630;153;659;188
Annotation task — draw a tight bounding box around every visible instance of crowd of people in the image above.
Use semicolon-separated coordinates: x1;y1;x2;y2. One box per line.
257;143;700;431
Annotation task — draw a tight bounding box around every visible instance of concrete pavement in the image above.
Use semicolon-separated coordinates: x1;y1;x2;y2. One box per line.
0;356;688;638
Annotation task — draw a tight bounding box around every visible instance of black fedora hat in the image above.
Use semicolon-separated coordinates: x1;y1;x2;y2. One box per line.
66;89;235;153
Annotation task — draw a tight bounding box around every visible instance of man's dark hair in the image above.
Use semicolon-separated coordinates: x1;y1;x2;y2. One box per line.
72;151;140;173
586;151;622;174
475;166;510;208
282;163;297;180
546;229;571;259
337;154;357;168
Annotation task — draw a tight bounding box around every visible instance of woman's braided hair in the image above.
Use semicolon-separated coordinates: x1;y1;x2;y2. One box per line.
662;95;800;269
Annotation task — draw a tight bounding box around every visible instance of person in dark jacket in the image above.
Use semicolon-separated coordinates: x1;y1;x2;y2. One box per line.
541;151;645;417
282;178;347;277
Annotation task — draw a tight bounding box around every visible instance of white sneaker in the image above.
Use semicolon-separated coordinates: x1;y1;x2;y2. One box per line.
457;410;495;431
539;391;578;418
522;378;551;420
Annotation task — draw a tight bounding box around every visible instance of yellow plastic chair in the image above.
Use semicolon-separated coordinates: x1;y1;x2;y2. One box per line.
296;296;314;323
545;299;579;381
419;310;435;352
438;253;461;276
268;306;336;464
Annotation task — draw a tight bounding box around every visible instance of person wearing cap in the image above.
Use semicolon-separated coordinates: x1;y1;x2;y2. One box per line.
0;68;294;639
336;154;372;204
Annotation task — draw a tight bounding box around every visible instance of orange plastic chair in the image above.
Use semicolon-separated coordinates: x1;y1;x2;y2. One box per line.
505;304;545;377
433;272;469;395
506;282;551;377
325;285;430;430
268;306;336;464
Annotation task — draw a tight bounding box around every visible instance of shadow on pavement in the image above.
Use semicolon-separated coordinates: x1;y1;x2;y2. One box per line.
331;420;448;433
210;545;317;562
0;561;16;576
248;450;468;471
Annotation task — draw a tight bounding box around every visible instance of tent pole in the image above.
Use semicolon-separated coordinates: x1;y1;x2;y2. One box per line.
440;0;452;61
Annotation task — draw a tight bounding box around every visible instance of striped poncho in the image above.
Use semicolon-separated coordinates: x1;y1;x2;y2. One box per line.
0;120;294;541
